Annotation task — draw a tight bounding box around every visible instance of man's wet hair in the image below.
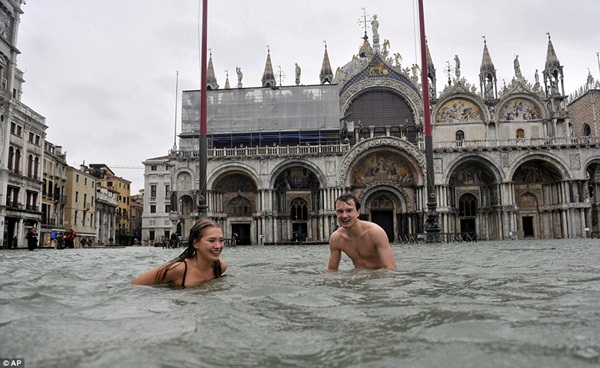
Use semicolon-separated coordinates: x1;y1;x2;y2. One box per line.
335;193;361;211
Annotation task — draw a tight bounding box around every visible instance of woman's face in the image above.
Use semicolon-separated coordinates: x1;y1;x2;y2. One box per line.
194;226;225;261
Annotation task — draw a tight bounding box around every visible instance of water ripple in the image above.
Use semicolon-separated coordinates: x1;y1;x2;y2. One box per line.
1;240;599;367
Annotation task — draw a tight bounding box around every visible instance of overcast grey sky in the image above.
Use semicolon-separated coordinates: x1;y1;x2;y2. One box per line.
17;0;600;193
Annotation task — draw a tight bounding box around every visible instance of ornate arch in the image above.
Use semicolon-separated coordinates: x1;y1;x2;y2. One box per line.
362;185;410;213
339;82;423;130
444;154;504;185
497;95;547;121
507;153;570;181
225;195;254;216
207;162;259;189
269;159;326;189
433;96;487;124
338;136;425;187
174;169;194;192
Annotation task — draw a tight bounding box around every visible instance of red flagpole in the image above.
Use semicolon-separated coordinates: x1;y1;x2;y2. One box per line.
417;0;440;242
198;0;208;216
418;0;431;138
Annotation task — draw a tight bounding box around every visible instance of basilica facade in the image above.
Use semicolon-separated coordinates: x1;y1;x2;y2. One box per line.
142;16;600;245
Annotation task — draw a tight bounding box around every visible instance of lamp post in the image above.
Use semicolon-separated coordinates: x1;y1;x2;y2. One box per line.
198;0;208;218
168;209;180;246
417;0;441;243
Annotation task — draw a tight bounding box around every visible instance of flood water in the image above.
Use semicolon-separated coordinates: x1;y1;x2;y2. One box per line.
1;239;599;368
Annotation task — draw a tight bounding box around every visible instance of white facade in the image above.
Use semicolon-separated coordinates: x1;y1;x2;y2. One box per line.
141;156;175;246
0;0;47;248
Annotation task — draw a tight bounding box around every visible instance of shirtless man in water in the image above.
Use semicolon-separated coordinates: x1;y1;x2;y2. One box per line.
327;193;397;271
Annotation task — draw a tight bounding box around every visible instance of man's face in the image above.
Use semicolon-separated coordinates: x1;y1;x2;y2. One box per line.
335;199;360;228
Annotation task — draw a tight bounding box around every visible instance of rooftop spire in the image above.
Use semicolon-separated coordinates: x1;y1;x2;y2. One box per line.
544;32;561;70
425;39;436;99
206;50;219;90
320;41;333;84
543;32;564;97
480;36;495;73
261;46;276;88
224;70;230;89
479;36;497;100
357;7;373;58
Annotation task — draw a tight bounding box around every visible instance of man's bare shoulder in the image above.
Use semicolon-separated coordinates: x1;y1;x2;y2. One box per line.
329;229;347;248
363;220;387;235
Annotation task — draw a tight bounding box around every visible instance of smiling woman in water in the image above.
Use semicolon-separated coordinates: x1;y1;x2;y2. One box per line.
131;218;227;288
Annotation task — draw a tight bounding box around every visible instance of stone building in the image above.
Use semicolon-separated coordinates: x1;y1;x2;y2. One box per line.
141;156;174;246
94;185;117;246
40;141;68;246
0;0;46;248
64;165;97;243
129;193;143;245
148;14;600;244
87;164;132;245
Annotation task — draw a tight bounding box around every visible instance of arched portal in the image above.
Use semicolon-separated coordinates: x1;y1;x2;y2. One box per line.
272;165;321;242
368;193;395;242
362;186;411;243
214;172;258;245
512;159;564;238
458;193;478;241
448;158;501;239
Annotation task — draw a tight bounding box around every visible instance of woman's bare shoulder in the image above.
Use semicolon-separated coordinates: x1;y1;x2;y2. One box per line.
219;259;227;274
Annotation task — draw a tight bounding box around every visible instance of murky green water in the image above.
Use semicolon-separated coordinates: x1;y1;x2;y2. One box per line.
1;239;599;367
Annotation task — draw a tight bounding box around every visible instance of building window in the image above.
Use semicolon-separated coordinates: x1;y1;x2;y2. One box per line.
11;122;22;136
456;130;465;146
75;191;79;202
74;210;78;225
8;146;13;170
165;204;171;213
6;186;19;207
516;129;525;139
151;165;157;171
34;157;40;178
150;205;156;213
459;194;477;217
150;185;157;198
27;155;33;177
290;198;308;221
26;191;38;211
14;148;21;174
